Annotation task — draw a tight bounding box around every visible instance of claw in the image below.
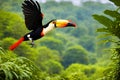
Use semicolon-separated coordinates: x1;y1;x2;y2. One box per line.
31;41;34;47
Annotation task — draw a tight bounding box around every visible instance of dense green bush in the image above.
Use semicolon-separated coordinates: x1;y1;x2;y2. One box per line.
0;49;41;80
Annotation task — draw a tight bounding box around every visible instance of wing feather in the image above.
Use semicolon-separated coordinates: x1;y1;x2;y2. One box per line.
22;0;43;30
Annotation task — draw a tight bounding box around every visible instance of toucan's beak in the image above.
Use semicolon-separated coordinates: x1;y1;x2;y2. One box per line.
67;21;76;27
56;20;76;28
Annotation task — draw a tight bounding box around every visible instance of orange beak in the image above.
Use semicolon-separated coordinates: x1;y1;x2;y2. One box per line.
56;20;76;28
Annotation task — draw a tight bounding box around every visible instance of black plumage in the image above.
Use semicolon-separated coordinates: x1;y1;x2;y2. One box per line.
22;0;43;30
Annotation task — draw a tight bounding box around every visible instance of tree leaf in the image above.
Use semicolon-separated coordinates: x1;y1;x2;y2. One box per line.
109;0;120;6
104;10;120;18
93;14;113;28
97;28;108;32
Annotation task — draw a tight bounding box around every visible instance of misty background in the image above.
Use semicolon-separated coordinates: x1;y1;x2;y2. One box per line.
38;0;111;6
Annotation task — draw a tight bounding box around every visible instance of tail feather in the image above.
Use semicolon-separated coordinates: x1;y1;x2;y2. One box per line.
9;37;24;51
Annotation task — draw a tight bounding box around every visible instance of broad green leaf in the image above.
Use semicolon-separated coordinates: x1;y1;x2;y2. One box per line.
93;14;113;28
97;28;108;32
109;0;120;6
104;10;120;18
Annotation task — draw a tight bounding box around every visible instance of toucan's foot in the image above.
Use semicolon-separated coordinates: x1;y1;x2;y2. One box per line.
31;41;34;47
28;41;34;47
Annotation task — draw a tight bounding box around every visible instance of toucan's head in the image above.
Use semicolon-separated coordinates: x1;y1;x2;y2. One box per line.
42;19;76;36
53;19;76;28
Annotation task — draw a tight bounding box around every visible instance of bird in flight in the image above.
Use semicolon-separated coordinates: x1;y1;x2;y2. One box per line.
9;0;76;50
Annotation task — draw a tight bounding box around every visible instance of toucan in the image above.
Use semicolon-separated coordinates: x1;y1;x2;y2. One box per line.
9;0;76;50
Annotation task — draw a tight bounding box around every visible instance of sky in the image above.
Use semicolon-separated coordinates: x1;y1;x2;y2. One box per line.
38;0;111;6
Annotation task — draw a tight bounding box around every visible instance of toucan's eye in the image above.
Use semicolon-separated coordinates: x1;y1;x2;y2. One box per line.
52;21;57;27
52;21;56;24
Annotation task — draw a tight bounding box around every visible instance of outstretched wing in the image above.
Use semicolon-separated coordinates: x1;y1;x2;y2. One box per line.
22;0;43;30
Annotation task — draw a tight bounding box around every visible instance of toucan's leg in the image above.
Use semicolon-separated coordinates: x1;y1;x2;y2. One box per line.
31;40;34;47
27;34;34;47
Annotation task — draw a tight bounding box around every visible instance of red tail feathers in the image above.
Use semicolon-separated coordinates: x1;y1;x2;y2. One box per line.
9;37;24;51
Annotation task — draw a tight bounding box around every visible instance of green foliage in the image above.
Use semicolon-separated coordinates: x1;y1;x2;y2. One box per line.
42;60;64;75
61;64;88;80
93;15;113;28
61;63;105;80
93;9;120;37
36;46;60;62
109;0;120;6
0;50;40;80
0;0;22;12
78;36;96;52
35;46;61;70
1;38;15;50
104;10;120;19
62;45;89;68
39;37;64;53
0;10;27;39
93;0;120;80
70;25;88;38
89;66;105;80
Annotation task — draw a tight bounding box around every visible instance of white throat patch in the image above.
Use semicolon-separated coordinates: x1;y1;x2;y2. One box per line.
42;23;55;35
